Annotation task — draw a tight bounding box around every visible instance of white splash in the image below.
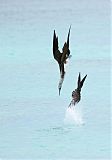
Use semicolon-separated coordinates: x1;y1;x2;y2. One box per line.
64;104;85;126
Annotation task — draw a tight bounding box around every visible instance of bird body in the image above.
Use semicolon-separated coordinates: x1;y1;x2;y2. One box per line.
69;73;87;107
53;26;71;95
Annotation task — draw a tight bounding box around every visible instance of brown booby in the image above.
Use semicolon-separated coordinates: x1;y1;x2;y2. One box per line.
68;73;87;107
53;26;71;95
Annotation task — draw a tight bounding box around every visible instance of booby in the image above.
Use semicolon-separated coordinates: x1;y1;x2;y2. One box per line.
68;73;87;107
53;26;71;95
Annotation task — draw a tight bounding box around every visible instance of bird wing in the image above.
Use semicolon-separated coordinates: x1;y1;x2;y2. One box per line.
53;30;61;63
77;74;87;91
67;25;71;49
77;72;81;89
80;75;87;89
61;42;68;63
61;26;71;63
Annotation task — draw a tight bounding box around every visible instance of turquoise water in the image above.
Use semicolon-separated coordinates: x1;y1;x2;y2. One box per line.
0;0;111;159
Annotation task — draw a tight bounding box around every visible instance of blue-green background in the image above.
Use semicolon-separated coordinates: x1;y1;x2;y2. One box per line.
0;0;111;159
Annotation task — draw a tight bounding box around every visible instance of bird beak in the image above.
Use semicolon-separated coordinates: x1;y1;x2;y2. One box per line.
59;88;61;96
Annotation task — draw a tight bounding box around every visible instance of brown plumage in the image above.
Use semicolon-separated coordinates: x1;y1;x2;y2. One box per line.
69;73;87;107
53;26;71;95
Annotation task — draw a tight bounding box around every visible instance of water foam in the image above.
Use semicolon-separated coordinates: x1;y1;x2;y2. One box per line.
64;103;85;126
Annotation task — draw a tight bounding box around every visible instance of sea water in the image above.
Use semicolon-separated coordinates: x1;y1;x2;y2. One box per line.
0;0;111;159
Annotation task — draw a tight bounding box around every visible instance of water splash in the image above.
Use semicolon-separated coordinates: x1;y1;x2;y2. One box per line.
64;103;85;126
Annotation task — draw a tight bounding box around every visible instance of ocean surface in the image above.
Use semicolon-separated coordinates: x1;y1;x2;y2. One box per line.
0;0;111;159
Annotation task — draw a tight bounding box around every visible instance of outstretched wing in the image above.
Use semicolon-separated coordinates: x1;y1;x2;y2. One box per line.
53;30;61;63
77;72;81;89
61;26;71;64
61;42;68;63
67;25;71;49
77;74;87;91
80;75;87;89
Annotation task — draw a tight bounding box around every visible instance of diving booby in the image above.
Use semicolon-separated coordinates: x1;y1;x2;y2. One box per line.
53;26;71;95
68;73;87;107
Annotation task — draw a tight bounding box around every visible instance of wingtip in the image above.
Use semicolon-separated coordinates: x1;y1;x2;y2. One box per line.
53;30;56;35
68;25;71;35
84;74;87;79
69;25;71;31
78;72;81;81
